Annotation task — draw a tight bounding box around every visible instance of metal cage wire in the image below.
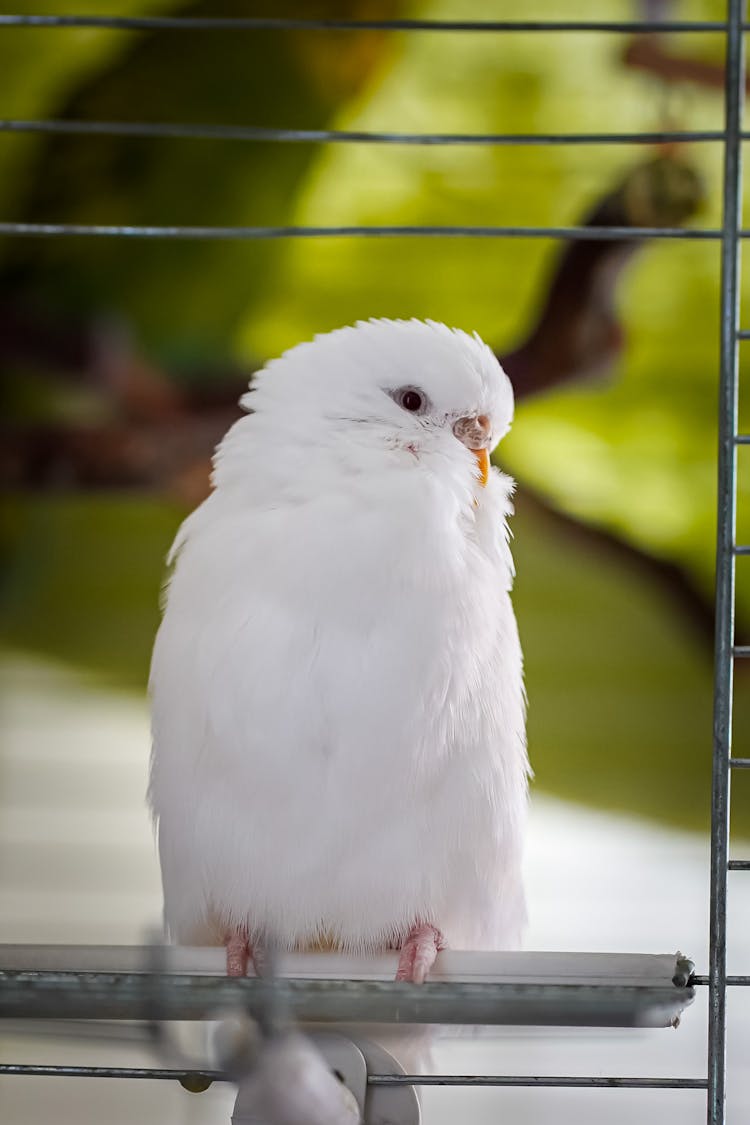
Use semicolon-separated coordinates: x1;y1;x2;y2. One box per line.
0;8;747;1125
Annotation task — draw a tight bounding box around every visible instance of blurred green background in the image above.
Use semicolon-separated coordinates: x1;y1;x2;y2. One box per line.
2;0;748;835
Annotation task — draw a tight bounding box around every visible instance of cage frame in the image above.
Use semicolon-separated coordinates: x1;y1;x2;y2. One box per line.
0;7;747;1124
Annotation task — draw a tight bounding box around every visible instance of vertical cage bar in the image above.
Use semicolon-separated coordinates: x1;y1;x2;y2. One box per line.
709;2;745;1123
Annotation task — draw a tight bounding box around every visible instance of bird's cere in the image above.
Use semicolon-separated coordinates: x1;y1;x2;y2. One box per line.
149;318;528;989
451;412;492;450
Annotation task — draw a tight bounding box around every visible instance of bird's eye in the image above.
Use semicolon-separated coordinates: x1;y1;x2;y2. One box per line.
395;387;425;414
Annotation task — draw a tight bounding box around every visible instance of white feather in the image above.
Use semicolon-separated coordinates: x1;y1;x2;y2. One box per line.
149;318;529;955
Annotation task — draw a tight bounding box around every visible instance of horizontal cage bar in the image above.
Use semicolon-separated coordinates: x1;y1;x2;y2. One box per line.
0;222;724;241
728;860;750;870
730;757;750;767
370;1074;709;1089
0;1064;710;1090
0;16;734;33
0;120;728;146
0;1065;223;1083
690;976;750;986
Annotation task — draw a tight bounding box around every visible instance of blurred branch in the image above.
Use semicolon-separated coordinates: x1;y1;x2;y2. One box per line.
1;318;241;506
622;34;750;95
621;0;746;95
501;154;704;398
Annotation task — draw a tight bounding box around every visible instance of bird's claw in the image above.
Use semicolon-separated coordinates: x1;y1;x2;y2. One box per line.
395;923;444;984
225;932;254;977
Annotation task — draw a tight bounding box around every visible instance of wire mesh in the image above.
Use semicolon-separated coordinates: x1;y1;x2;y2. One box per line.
0;8;746;1125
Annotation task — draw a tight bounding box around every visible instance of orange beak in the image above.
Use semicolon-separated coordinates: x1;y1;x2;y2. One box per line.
474;447;490;487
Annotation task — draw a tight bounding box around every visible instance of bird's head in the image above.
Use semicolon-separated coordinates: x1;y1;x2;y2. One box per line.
219;319;514;500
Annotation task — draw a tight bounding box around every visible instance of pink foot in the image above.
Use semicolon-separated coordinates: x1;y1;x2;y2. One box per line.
395;923;444;984
224;931;257;977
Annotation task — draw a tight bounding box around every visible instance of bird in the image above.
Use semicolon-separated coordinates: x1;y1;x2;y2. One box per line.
149;318;529;984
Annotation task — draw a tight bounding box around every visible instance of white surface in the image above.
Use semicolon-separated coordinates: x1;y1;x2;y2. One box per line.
1;654;748;1124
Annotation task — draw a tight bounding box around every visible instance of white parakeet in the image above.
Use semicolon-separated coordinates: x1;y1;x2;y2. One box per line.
149;318;529;983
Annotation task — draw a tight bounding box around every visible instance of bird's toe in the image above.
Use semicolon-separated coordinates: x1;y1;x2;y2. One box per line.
395;923;443;984
225;932;252;977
